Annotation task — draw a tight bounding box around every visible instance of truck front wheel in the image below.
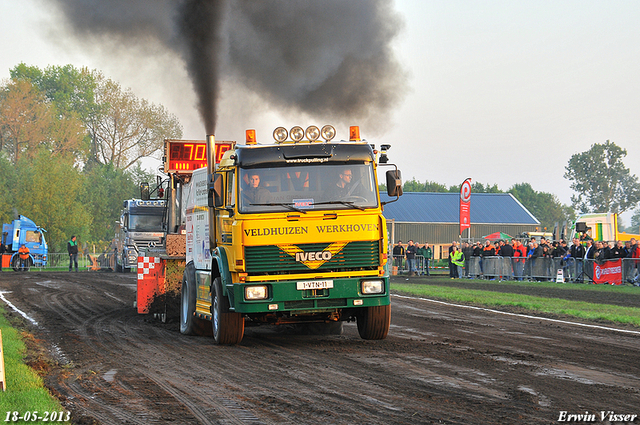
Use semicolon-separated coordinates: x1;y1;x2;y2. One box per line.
357;304;391;340
180;265;210;336
212;277;244;345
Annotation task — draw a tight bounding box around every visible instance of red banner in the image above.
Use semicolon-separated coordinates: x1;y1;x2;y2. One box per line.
459;178;471;235
593;259;622;285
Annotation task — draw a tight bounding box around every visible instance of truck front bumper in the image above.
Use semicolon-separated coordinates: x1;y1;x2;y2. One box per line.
230;276;390;314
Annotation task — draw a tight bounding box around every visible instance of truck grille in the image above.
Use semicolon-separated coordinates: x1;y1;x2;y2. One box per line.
245;241;379;274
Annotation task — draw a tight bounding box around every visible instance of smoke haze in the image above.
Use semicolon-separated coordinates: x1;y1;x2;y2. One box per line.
46;0;407;134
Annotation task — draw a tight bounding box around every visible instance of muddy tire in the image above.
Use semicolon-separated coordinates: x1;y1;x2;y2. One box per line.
12;256;31;272
180;264;210;336
357;304;391;340
12;256;20;272
212;277;244;345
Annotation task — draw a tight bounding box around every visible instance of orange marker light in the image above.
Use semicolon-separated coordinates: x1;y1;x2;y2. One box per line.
349;126;360;141
246;129;257;145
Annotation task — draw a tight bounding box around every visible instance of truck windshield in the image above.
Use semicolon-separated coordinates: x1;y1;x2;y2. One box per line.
129;214;164;232
25;231;42;243
239;163;378;213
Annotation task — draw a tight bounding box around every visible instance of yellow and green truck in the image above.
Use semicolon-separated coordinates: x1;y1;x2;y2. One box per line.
179;125;402;344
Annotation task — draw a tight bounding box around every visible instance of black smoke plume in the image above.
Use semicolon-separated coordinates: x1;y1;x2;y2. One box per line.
176;0;225;134
46;0;406;133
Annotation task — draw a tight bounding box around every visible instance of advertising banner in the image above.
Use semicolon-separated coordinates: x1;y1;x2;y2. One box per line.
593;258;622;285
459;178;471;235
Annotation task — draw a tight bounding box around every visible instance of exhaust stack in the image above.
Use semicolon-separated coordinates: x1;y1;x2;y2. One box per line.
207;134;217;252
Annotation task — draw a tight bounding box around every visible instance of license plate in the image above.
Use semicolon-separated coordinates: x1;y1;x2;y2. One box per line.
296;280;334;290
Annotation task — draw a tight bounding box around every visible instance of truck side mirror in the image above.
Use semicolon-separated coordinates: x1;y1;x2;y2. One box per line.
386;169;403;197
208;174;224;208
140;182;150;200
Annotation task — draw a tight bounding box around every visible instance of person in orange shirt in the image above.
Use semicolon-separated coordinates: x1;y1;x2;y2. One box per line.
18;244;30;271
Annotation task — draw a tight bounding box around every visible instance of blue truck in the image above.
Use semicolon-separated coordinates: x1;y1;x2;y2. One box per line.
1;215;48;271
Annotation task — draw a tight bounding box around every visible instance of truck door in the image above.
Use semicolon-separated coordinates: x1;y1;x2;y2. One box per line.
217;170;235;246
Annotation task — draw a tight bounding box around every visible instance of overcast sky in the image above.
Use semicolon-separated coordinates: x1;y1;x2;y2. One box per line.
2;0;639;223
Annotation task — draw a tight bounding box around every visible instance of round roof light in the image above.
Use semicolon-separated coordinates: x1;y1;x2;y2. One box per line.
321;125;336;142
305;125;320;142
273;127;288;143
290;126;304;142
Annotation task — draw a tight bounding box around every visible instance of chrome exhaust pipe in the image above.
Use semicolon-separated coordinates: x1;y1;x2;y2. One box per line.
206;134;217;252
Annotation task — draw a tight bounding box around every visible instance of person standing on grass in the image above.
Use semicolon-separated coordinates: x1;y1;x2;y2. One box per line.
0;240;5;271
68;235;79;272
405;240;418;277
450;246;464;279
18;244;30;271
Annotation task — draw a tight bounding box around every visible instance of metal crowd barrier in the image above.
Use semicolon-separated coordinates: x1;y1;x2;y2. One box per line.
14;252;118;272
393;255;432;275
465;256;640;284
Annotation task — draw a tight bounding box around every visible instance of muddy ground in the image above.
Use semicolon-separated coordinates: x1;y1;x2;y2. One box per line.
1;272;639;424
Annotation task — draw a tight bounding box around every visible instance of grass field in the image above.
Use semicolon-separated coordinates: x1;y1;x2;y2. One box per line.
391;277;640;327
0;304;70;423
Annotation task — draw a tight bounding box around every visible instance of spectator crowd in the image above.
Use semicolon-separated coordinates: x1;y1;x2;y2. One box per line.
392;236;640;285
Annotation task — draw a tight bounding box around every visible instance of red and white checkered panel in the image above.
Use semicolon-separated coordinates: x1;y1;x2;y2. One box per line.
138;256;160;280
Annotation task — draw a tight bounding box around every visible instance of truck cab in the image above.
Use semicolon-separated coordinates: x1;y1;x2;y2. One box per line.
1;215;48;271
114;199;167;272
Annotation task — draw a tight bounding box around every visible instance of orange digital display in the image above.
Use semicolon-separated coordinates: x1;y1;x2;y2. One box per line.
164;140;234;174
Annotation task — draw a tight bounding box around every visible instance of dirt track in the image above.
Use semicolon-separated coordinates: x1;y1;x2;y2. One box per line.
1;272;639;424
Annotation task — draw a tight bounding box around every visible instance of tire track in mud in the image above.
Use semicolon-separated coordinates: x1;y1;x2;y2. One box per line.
54;299;266;424
2;272;640;424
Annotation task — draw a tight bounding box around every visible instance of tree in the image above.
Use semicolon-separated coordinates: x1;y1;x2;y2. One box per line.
402;178;448;192
564;140;640;214
448;182;502;194
9;64;182;169
0;78;86;163
89;72;183;170
81;162;143;242
624;209;640;234
12;149;92;251
0;154;16;225
11;63;97;122
508;183;574;230
0;79;50;162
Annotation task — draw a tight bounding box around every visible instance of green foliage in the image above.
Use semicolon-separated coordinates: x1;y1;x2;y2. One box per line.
403;177;448;192
508;182;574;229
564;140;640;214
0;154;17;224
0;63;180;252
448;182;503;194
82;162;140;242
11;63;97;122
90;72;182;169
0;305;68;418
624;209;640;233
392;282;640;326
12;150;91;251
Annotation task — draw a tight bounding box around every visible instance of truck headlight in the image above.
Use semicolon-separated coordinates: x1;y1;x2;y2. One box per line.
245;285;268;300
361;280;384;295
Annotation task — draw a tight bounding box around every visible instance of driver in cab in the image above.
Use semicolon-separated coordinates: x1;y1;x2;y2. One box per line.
243;171;270;206
326;167;357;199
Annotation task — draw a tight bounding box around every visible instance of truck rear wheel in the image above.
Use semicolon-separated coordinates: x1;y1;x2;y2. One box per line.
179;265;210;336
212;277;244;345
357;304;391;340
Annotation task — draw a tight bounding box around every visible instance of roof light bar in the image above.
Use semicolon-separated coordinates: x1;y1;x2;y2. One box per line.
321;125;336;142
290;126;305;142
305;125;320;142
273;127;288;143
